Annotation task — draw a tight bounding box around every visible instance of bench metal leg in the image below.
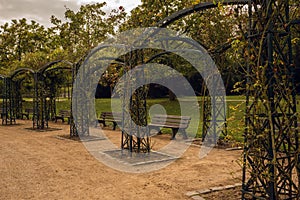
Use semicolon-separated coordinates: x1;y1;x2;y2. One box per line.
149;126;161;136
21;114;29;120
97;119;105;127
113;122;117;130
157;129;162;135
55;117;64;123
181;130;188;140
171;129;188;140
171;128;179;140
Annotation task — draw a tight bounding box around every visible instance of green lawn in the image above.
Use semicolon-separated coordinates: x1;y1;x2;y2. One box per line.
93;96;246;141
19;95;300;143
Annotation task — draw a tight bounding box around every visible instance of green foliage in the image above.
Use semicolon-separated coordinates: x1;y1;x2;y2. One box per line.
0;3;126;74
0;1;299;143
0;18;50;73
50;3;126;62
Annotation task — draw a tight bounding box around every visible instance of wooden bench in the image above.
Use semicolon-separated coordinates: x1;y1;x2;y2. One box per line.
21;108;34;120
149;114;191;140
55;110;71;124
98;112;122;130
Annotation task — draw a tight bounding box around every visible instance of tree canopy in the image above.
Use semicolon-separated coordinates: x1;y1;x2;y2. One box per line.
0;1;299;94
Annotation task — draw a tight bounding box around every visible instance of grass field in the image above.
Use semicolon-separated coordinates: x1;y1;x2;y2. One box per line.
54;96;246;142
20;95;300;143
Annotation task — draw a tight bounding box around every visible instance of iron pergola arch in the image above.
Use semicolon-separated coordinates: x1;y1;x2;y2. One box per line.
1;60;75;129
8;68;35;126
154;0;299;199
39;61;73;123
155;0;249;144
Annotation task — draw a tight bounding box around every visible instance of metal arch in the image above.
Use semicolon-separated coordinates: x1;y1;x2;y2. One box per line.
43;65;73;121
290;19;300;26
10;68;35;80
36;60;74;129
43;66;72;74
151;1;298;198
38;60;61;74
242;0;299;199
72;43;129;137
86;57;125;76
145;51;173;64
3;68;35;124
38;60;73;74
82;44;129;67
145;49;207;64
156;12;230;142
156;0;248;28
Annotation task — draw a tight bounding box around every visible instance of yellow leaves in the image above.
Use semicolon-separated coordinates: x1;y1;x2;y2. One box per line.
291;37;299;44
192;0;201;5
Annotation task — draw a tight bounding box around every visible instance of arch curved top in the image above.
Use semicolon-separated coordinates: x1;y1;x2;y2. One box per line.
38;60;73;74
43;66;73;74
83;44;128;66
0;74;6;79
156;0;249;28
10;68;35;80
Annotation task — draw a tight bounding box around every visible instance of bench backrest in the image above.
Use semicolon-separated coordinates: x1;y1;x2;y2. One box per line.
25;108;34;113
59;110;71;116
100;112;122;120
151;114;191;129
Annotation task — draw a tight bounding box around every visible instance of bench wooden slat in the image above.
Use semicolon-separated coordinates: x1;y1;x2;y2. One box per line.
153;114;191;120
21;108;34;119
149;114;191;140
150;123;188;129
98;112;122;130
55;110;71;124
151;118;190;124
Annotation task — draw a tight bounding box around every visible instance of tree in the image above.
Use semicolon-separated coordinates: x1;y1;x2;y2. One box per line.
0;18;51;72
50;3;126;62
119;1;248;97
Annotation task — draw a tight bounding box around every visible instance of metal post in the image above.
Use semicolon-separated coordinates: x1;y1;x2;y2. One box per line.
242;0;299;198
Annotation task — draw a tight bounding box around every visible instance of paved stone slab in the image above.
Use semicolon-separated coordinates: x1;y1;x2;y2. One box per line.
224;184;235;189
191;195;206;200
190;183;242;198
210;186;225;191
234;183;242;187
197;189;211;194
185;191;200;197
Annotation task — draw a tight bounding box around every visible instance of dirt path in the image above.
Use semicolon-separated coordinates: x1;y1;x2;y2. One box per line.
0;120;242;199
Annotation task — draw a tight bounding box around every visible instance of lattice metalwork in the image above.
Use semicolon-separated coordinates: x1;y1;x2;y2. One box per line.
0;75;4;120
71;61;90;137
121;51;150;153
242;0;299;199
13;80;22;119
70;62;80;137
2;77;16;125
32;72;48;129
156;1;249;145
202;74;227;143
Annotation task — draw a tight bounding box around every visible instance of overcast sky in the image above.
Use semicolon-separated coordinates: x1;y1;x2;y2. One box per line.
0;0;141;27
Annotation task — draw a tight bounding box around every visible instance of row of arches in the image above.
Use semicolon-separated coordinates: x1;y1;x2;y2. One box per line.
0;0;299;198
0;60;73;129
